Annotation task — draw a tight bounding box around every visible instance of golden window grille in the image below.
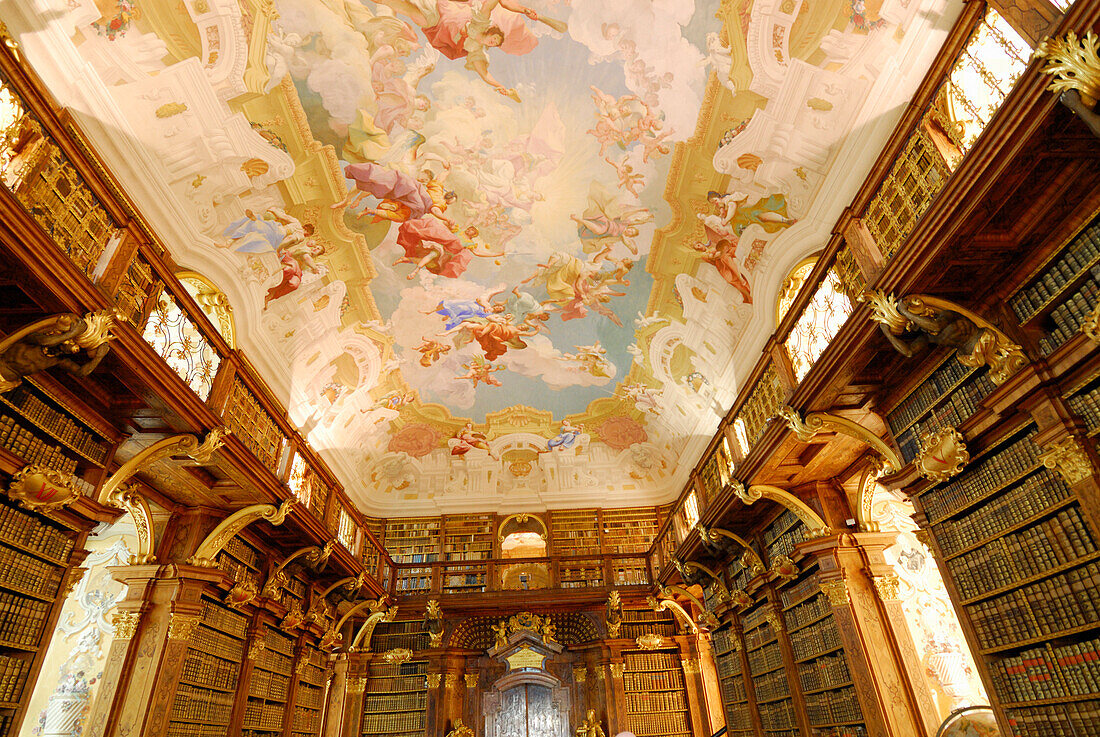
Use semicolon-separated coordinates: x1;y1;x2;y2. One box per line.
783;269;854;382
225;377;285;469
736;363;784;446
865;126;949;259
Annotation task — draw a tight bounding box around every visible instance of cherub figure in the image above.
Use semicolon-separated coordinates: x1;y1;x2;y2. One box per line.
605;154;644;196
621;382;661;415
564;342;612;378
451;421;496;458
460;356;505;387
703;31;736;92
492;619;509;648
416;337;451;366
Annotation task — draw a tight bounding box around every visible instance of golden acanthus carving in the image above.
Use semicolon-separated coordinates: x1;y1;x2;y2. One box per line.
1040;437;1094;485
1034;31;1100;107
635;633;664;650
731;481;832;539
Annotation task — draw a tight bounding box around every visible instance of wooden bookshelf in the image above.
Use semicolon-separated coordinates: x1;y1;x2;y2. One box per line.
441;514;492;594
712;625;754;737
384;518;440;594
242;625;294;737
619;607;676;640
602;507;659;555
216;535;264;597
742;598;798;737
370;620;429;653
621;649;692;736
763;509;805;563
290;643;325;737
167;599;247;737
360;658;428;737
558;558;604;589
549;509;599;556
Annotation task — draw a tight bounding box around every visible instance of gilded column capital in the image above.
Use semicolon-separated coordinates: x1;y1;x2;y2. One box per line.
573;665;588;683
167;613;201;642
1040;437;1093;485
820;578;850;607
464;673;479;688
248;637;266;660
444;672;459;688
610;662;625;679
427;672;442;688
347;676;367;695
872;573;901;601
681;657;700;675
112;611;141;640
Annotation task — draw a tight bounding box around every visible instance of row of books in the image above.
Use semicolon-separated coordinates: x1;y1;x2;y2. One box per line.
811;726;868;737
0;654;28;703
368;660;425;677
1066;385;1100;432
1038;277;1099;357
764;510;802;546
742;605;770;631
360;711;425;733
625;651;678;670
0;542;62;598
1003;699;1100;737
799;653;852;694
170;683;234;724
746;620;779;651
991;635;1100;703
625;689;686;713
767;525;806;563
781;573;823;610
921;428;1040;524
165;722;227;737
623;670;685;691
933;469;1070;556
752;667;792;702
947;505;1095;600
365;675;425;693
394;575;431;592
620;622;676;639
759;697;797;730
887;356;974;435
296;682;323;710
784;592;831;632
248;667;290;702
0;590;48;647
223;536;261;570
612;566;648;585
712;627;738;655
748;643;784;676
968;560;1100;648
1;386;108;461
371;632;428;652
361;691;426;712
624;710;690;736
728;557;756;591
720;669;747;702
1009;220;1100;323
292;704;319;733
180;650;238;691
805;685;863;725
264;627;294;657
0;415;78;475
242;699;284;731
717;651;741;680
894;370;996;463
790;619;843;663
200;600;247;638
253;648;292;678
190;624;245;662
724;700;754;731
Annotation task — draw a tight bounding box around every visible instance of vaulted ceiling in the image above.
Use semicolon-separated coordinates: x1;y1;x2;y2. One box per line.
8;0;961;514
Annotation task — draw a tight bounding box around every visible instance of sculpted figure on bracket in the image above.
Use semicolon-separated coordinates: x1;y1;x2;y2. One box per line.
0;311;121;392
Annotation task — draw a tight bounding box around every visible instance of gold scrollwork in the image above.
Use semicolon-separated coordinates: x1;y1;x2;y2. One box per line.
573;665;587;683
225;578;258;610
610;663;625;678
769;555;799;582
916;426;969;483
349;605;398;652
427;673;442;688
112;611;140;640
383;647;412;664
1040;437;1094;485
636;633;664;650
187;499;294;566
681;657;700;675
1034;31;1100;108
168;613;201;642
695;524;765;574
732;481;832;539
6;465;79;511
1083;301;1100;344
464;673;478;688
107;484;157;565
98;430;227;505
873;573;900;601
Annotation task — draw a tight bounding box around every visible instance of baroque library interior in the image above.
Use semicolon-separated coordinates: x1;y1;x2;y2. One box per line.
0;0;1098;736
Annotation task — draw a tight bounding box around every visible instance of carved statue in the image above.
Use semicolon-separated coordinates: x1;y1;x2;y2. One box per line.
540;617;557;643
446;719;475;737
423;599;444;648
0;311;121;392
492;619;509;649
605;590;623;638
674;559;710;589
696;524;739;558
576;709;605;737
864;291;1025;384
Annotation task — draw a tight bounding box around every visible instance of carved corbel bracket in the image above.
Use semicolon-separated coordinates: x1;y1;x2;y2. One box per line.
320;570;368;601
695;524;765;575
327;598;390;652
186;498;294;567
97;429;228;505
350;605;399;652
646;590;701;634
732;481;833;539
1040;436;1094;485
107;483;157;564
1034;30;1100;108
675;559;731;603
261;542;333;600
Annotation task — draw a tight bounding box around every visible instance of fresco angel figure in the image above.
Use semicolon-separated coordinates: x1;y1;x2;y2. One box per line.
422;287;508;330
334;162;455;229
621;382;662;415
605;155;644;197
588;87;664;157
450;421;497;458
394;223;503;280
692;226;752;306
522;253;623;325
705;189;795;238
460;356;505;387
223;208;308;253
563;342;612;378
545;419;583;452
572;182;653;262
370;0;567;101
444;312;538;361
416;337;451;366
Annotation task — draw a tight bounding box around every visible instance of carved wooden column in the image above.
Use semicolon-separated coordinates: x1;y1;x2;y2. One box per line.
693;632;726;734
675;635;711;737
802;533;939;737
729;619;764;737
85;563;224;737
840;214;887;285
606;644;628;735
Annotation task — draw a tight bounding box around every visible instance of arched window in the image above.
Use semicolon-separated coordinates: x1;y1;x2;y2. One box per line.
775;256;818;325
779;257;854;382
178;271;236;348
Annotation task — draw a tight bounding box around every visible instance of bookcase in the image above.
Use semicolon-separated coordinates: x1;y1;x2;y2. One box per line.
618;607;676;640
360;658;428;737
442;514;492;594
741;599;797;737
0;379;111;476
370;620;430;653
167;598;247;737
0;496;78;737
621;649;692;737
243;625;294;737
216;535;264;598
712;625;753;737
549;509;599;555
291;643;325;737
602;507;660;554
384;518;440;593
558;558;604;588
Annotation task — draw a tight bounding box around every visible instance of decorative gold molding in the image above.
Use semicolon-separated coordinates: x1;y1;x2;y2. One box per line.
0;311;122;393
1034;30;1100;107
383;647;413;664
225;578;258;610
636;633;664;650
695;524;766;574
496;512;545;541
605;590;623;638
444;673;458;688
427;673;442;688
873;573;900;601
573;665;588;683
346;676;367;695
97;430;226;505
248;637;266;661
769;555;799;582
682;657;700;675
646;593;700;635
733;482;832;539
1083;301;1100;343
112;611;140;640
1040;437;1094;485
281;600;305;631
610;663;625;678
168;613;201;642
820;579;850;607
6;465;79;511
464;672;478;688
425;599;444;647
63;567;86;597
320;570;367;600
675;559;732;603
187;499;294;566
765;611;784;633
349;604;398;652
108;484;157;565
261;542;332;599
730;589;753;608
916;426;969;483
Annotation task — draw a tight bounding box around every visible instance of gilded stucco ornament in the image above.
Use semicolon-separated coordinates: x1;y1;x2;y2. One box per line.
280;600;305;631
610;663;625;678
262;543;330;600
187;498;294;566
424;599;444;647
382;647;413;664
732;480;832;539
1040;437;1094;485
873;573;901;601
695;524;765;575
1034;31;1100;139
573;665;588;683
864;291;1026;385
112;611;140;640
427;673;442;688
225;577;258;610
636;633;663;650
7;465;79;511
820;579;850;607
464;673;478;688
605;590;623;638
107;483;157;565
770;555;799;582
446;719;475;737
682;657;700;675
168;613;201;642
730;589;754;608
916;426;969;483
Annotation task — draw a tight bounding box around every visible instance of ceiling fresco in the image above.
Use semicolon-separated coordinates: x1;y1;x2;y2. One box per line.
10;0;957;513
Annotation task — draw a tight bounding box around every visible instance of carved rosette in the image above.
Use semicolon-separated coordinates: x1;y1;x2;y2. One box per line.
168;613;201;642
112;611;140;640
916;426;969;482
820;579;850;607
1040;437;1094;485
635;633;664;650
872;573;900;601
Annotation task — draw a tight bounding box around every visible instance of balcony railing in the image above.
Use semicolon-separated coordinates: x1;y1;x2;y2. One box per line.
391;553;653;595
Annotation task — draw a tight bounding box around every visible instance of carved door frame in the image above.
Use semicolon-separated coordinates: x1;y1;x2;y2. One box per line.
482;670;570;737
